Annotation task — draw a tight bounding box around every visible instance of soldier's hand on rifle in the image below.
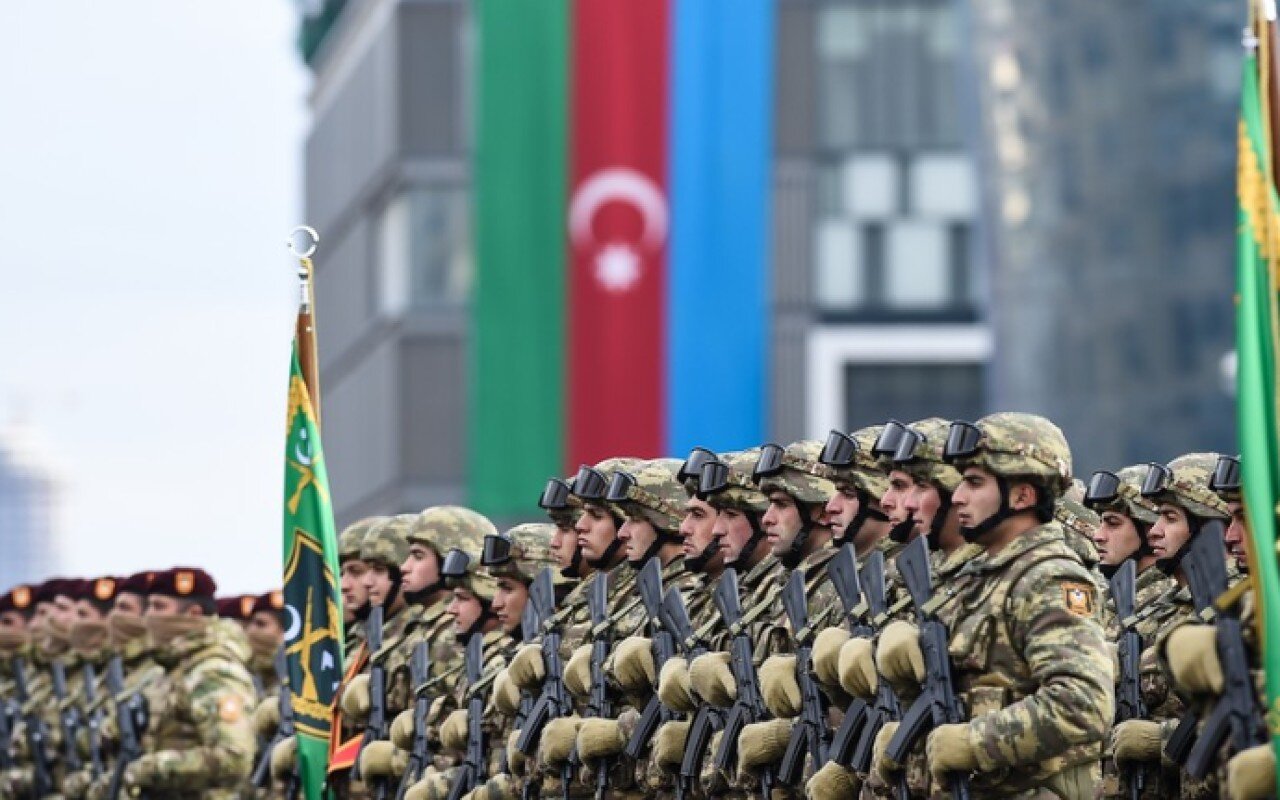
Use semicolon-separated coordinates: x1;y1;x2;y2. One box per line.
807;760;861;799
505;730;527;775
576;718;626;760
871;719;901;782
838;636;878;698
652;720;689;768
737;717;793;773
689;652;736;708
440;709;469;752
564;644;593;699
1109;719;1161;764
404;768;451;800
925;722;978;783
813;627;851;691
657;657;695;713
123;753;164;790
252;695;280;739
876;621;925;689
1164;624;1223;695
491;669;520;717
538;715;581;766
358;740;408;778
506;645;545;691
758;654;801;718
270;736;297;779
1226;742;1276;800
341;673;373;720
391;708;416;749
611;636;655;695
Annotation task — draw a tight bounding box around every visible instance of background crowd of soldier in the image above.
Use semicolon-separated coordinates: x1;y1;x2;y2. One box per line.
0;411;1272;799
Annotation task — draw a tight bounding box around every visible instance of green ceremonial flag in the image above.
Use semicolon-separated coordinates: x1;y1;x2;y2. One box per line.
469;0;568;516
282;343;343;800
1235;40;1280;782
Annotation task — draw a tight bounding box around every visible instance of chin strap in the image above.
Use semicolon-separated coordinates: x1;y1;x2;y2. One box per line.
461;604;497;642
561;547;585;579
926;494;953;550
834;492;888;547
627;532;682;569
685;537;722;573
587;537;625;570
959;477;1015;543
1157;515;1205;577
354;602;372;622
402;580;442;607
888;519;915;544
780;500;822;569
725;514;768;567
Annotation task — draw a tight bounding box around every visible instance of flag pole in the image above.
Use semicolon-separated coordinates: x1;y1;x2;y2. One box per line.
288;226;323;425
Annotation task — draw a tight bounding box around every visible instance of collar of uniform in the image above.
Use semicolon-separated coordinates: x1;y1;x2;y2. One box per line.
418;596;451;627
742;553;779;587
661;556;692;584
937;543;984;578
1135;562;1170;592
967;521;1067;574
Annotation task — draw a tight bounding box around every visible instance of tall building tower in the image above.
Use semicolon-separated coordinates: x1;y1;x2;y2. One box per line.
0;421;61;587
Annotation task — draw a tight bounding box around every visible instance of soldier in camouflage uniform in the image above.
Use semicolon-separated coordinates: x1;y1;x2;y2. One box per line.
58;576;124;800
215;594;258;632
873;412;1112;798
1137;454;1234;800
244;591;285;701
1080;465;1176;800
106;567;256;799
818;426;893;559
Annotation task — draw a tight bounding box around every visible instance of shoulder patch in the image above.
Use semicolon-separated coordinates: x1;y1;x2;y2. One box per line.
1062;582;1096;616
218;694;244;723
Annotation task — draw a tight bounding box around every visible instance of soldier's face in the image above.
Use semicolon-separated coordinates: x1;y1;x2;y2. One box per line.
52;595;78;629
31;602;51;627
905;481;942;537
0;611;24;631
492;577;529;634
575;503;618;563
824;486;859;539
401;544;441;594
341;559;370;618
619;515;659;562
1224;500;1248;570
1148;503;1192;561
363;564;395;608
880;471;914;525
248;610;284;640
680;498;718;559
113;592;145;617
550;520;579;569
763;491;806;555
147;594;202;617
1093;511;1143;566
952;467;1007;530
448;588;485;634
715;508;757;562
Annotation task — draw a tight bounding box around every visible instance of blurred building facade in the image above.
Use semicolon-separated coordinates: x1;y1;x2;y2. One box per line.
299;0;1237;523
0;423;60;587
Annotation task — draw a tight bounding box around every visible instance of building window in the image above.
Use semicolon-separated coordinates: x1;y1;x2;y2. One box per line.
377;186;471;315
842;362;985;429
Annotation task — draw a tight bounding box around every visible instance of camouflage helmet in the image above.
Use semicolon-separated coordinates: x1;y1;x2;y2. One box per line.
339;516;388;562
820;426;890;499
539;475;583;528
572;456;644;516
1141;453;1230;521
892;418;962;493
359;514;416;570
699;448;768;514
1082;465;1158;525
606;458;687;534
441;541;499;604
943;412;1073;497
754;440;837;505
407;505;499;562
1054;486;1101;565
483;522;564;586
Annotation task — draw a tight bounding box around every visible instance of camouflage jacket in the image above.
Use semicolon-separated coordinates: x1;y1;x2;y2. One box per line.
932;522;1113;797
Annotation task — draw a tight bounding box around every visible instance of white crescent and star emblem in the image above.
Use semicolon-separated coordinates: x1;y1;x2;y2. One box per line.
568;167;668;293
284;604;302;642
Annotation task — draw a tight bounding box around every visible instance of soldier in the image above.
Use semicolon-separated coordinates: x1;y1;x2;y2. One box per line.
216;595;259;632
340;517;388;653
873;412;1112;797
59;576;123;800
818;426;893;558
539;474;592;582
246;591;286;700
117;567;257;798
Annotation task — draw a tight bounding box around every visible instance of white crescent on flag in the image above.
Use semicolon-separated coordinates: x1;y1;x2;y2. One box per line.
569;167;668;250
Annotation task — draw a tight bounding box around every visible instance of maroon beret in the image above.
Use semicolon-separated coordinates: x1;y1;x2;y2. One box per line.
215;595;257;621
150;567;217;601
0;585;34;615
87;577;120;606
252;590;285;616
35;578;70;605
118;571;155;596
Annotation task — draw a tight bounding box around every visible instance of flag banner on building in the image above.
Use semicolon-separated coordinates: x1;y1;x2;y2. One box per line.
1235;6;1280;780
282;341;343;800
471;0;774;515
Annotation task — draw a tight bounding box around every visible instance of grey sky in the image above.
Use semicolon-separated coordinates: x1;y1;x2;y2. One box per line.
0;1;311;593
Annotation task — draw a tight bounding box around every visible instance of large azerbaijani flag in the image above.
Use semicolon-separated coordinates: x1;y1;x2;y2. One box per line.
470;0;775;515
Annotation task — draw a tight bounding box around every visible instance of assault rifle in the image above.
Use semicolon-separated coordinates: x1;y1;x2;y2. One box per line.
660;584;721;800
826;544;871;765
396;642;433;800
885;536;970;800
14;658;55;798
252;648;299;799
1180;521;1267;778
850;550;908;799
514;569;573;797
354;604;389;799
82;662;105;779
105;655;148;800
447;634;487;800
51;660;84;773
583;569;614;800
1109;559;1146;799
711;568;774;799
778;569;829;785
624;558;678;760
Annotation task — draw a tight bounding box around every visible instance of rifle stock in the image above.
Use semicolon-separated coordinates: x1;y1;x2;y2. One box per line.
709;568;774;799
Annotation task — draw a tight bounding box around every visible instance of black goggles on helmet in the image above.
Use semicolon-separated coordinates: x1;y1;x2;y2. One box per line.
572;466;609;501
1083;470;1122;509
539;478;573;510
891;428;926;464
1209;455;1241;495
678;447;718;483
441;548;472;579
753;444;786;481
942;420;982;462
1139;462;1172;498
698;460;733;497
606;471;638;503
872;421;909;458
481;533;514;567
820;430;859;468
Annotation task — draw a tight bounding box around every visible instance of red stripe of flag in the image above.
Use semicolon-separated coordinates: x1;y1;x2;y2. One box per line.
566;0;670;468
